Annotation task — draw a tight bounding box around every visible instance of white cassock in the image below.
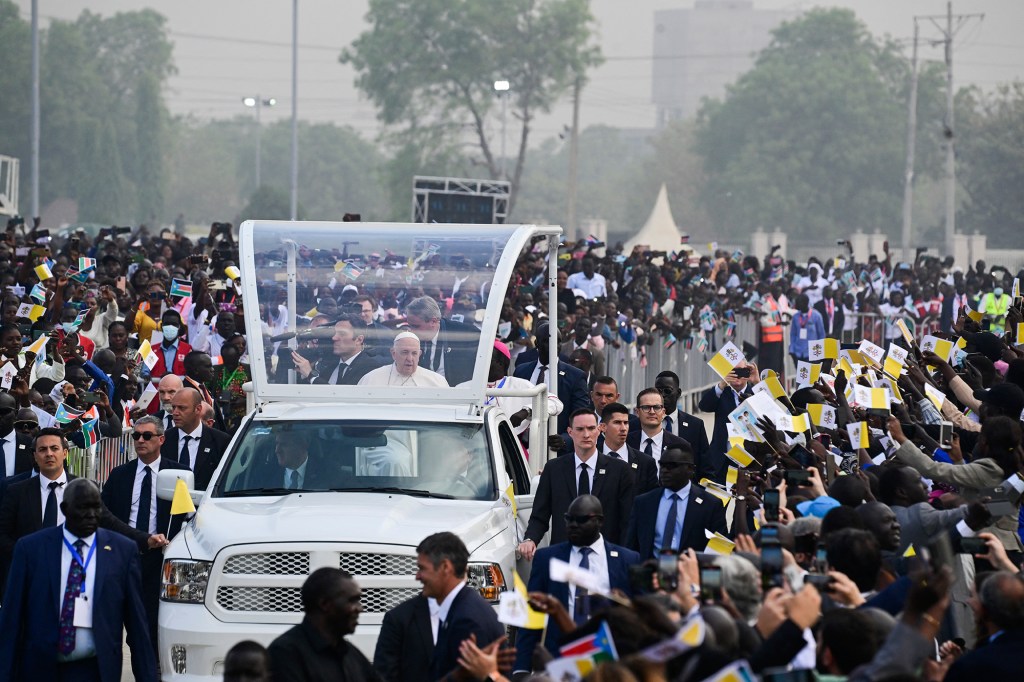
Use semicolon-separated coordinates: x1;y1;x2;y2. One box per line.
358;364;448;387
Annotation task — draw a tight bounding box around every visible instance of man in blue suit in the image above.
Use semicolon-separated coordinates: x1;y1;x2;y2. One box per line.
514;495;640;673
0;478;156;682
101;415;190;658
514;323;590;434
697;361;757;483
625;444;729;558
415;531;504;681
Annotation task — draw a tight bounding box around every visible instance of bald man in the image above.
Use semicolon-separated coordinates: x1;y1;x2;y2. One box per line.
358;332;448;387
163;388;232;489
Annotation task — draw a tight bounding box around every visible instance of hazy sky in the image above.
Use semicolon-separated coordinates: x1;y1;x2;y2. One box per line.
14;1;1023;144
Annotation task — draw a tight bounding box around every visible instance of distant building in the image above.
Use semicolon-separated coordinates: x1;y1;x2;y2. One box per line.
652;0;797;126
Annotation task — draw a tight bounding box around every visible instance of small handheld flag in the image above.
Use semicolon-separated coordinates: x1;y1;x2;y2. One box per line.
170;478;196;515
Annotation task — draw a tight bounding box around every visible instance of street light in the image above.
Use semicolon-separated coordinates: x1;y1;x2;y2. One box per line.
242;95;276;189
493;80;510;180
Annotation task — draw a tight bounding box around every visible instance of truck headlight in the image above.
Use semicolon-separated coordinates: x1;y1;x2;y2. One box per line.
162;559;212;603
466;562;506;603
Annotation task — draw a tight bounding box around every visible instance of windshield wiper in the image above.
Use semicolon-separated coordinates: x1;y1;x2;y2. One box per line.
327;487;455;499
222;487;307;497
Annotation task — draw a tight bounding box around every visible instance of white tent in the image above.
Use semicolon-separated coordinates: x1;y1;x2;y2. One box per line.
624;184;695;255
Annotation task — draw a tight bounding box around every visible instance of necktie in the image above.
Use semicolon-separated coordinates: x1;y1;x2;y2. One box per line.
661;493;681;553
607;449;620;459
644;438;654;457
419;340;429;368
664;416;673;434
574;547;593;624
58;539;86;654
136;466;152;533
578;463;590;496
181;435;194;467
288;469;300;490
165;415;174;432
44;480;60;527
337;361;348;381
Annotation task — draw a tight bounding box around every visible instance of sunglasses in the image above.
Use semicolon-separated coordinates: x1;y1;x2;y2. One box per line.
131;431;160;441
563;513;602;525
14;421;37;430
659;461;694;470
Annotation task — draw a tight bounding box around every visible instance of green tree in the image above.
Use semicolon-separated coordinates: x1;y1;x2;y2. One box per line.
694;8;946;242
340;0;602;215
957;82;1024;248
0;1;31;192
236;185;299;224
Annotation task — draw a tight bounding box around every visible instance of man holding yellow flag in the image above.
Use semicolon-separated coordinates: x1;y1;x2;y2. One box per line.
100;415;190;658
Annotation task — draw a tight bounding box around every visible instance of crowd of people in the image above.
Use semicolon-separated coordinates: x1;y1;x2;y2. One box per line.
0;215;1021;681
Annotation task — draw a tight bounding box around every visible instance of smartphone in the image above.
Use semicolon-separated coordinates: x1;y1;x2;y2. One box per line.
763;489;780;523
814;544;829;573
982;485;1017;516
760;544;785;591
804;574;833;591
657;549;679;591
699;566;722;604
939;421;953;448
783;469;812;486
789;445;813;468
762;668;815;682
79;392;102;405
959;536;987;554
733;366;751;378
116;276;126;292
814;433;832;450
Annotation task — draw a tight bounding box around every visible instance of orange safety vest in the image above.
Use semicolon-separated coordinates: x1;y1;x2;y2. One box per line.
761;298;783;343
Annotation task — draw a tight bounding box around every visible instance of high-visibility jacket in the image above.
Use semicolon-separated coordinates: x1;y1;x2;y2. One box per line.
980;292;1011;334
761;296;783;343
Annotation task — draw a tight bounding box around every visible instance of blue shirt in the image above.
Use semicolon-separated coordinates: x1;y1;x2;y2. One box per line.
653;484;690;556
789;310;826;359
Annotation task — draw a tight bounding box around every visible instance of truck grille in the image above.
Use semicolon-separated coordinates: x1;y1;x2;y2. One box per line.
211;547;422;620
224;552;310;575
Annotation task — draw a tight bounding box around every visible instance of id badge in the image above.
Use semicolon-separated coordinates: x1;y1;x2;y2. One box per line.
73;596;92;628
799;328;808;340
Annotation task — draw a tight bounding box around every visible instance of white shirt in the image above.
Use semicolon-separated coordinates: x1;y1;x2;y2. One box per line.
567;534;609;617
178;425;204;469
573;453;598;494
640;430;665;469
59;526;97;660
566;271;608;299
283;458;309;489
1;428;16;477
436;580;467;627
40;470;69;525
603;441;629;459
130;457;161;534
357;364;448;387
428;597;441;644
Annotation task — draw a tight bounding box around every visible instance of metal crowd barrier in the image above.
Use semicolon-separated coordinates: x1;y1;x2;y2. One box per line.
67;433;137;490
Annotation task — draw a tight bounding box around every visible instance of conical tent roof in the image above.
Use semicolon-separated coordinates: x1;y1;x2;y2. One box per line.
624;184;692;254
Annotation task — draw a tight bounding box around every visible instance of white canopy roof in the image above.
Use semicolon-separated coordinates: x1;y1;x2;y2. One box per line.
624;184;695;255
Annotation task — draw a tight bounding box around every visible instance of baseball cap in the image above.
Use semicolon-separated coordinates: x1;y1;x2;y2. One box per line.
796;495;841;519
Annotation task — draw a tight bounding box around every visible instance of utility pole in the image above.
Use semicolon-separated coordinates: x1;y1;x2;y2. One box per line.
289;0;299;221
918;2;983;256
30;0;39;220
566;75;582;243
900;20;919;259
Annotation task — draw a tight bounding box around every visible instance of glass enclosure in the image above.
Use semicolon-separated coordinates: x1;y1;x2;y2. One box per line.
217;419;495;501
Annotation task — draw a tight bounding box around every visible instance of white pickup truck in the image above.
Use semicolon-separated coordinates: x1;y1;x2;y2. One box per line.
156;221;562;680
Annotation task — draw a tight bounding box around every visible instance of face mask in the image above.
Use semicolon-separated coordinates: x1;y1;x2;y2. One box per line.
994;288;1004;297
162;325;179;342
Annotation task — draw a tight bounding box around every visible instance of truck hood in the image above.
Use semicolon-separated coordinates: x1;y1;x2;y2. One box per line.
182;493;507;559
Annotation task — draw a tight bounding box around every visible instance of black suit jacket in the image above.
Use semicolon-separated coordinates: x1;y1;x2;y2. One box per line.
430;585;504;680
525;452;635;545
422;318;480;387
663;409;709;467
624;484;729;559
312;350;382;385
698;385;750;484
374;594;433;682
1;431;33;478
945;628;1024;681
813;299;845;339
597;437;658;496
161;425;232;490
0;472;150;597
101;457;191;540
513;361;591;434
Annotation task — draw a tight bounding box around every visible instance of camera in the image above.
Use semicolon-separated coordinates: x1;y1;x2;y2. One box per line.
959;537;987;554
113;226;132;236
190;255;209;265
733;366;751;378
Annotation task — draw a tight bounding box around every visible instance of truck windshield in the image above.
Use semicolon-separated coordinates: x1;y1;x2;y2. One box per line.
216;420;495;501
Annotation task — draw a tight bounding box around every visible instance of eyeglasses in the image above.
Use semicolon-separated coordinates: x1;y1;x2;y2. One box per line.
131;431;159;441
637;404;665;413
659;461;694;470
563;513;602;525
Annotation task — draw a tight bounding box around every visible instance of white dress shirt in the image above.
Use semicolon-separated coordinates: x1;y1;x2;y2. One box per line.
58;527;97;660
428;597;441;644
40;470;69;525
566;271;608;299
603;441;629;459
436;580;467;628
567;534;609;616
178;425;204;469
640;430;665;468
1;428;16;477
130;457;161;534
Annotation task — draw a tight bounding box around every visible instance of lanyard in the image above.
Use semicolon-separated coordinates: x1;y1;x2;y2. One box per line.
485;377;506;406
62;536;97;595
